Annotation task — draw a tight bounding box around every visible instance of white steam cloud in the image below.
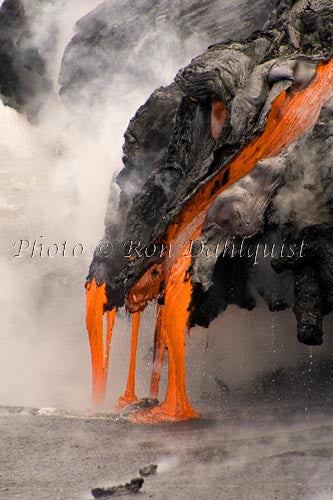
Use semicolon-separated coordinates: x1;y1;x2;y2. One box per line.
0;0;206;409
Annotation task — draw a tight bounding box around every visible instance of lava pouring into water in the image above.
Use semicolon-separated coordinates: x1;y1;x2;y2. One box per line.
86;58;333;423
114;311;140;411
85;280;116;405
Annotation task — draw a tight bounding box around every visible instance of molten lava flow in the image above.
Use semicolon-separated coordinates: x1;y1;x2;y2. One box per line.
115;311;141;410
126;263;163;313
86;58;333;422
85;280;116;405
149;305;166;399
129;226;203;423
105;309;116;382
167;59;333;242
129;249;200;423
129;58;333;424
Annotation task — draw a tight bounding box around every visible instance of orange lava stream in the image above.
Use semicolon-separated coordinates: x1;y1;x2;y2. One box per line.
115;311;140;411
85;280;116;405
129;249;201;423
149;305;166;399
105;309;116;378
166;59;333;243
129;225;203;423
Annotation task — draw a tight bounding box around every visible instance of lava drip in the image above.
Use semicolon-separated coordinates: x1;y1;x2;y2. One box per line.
115;311;140;410
85;280;116;405
129;249;200;423
149;305;166;399
129;225;203;422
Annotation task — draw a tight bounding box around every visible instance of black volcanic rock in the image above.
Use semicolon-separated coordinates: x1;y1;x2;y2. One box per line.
87;0;333;345
59;0;277;104
91;478;144;498
139;464;158;477
191;98;333;345
88;83;183;298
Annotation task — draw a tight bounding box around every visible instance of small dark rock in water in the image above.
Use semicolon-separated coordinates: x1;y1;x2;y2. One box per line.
139;464;158;477
91;478;144;498
121;398;159;416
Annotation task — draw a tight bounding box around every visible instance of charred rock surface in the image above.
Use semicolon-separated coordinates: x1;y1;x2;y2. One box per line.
189;155;288;326
88;0;333;345
88;83;183;299
0;0;50;114
269;101;333;344
191;98;333;344
59;0;277;103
